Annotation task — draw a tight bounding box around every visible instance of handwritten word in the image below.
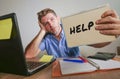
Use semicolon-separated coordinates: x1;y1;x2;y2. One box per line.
70;21;94;34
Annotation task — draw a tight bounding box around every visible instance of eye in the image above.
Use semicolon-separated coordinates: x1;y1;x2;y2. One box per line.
51;17;55;21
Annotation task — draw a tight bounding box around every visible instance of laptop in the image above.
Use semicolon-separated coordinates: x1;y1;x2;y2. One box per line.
0;13;55;76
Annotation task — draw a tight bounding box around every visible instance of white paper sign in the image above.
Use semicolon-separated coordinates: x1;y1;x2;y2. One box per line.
62;4;115;47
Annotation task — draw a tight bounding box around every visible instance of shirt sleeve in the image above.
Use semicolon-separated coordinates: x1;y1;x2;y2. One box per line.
39;39;45;51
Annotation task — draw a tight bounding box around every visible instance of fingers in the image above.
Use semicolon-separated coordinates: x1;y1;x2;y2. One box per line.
94;9;120;36
38;21;47;33
101;9;119;19
38;21;45;29
96;16;120;24
95;9;120;35
96;9;119;24
95;23;120;32
38;21;43;27
99;29;120;35
95;24;120;35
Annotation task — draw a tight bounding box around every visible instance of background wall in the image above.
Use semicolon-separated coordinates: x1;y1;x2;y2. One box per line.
0;0;120;55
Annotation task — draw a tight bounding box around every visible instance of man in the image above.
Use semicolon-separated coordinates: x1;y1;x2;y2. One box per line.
25;8;80;58
25;8;120;59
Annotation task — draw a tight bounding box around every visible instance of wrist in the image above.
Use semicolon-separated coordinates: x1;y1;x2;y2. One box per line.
40;29;46;37
41;29;46;34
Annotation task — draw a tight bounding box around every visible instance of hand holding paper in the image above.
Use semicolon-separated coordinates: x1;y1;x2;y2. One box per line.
62;4;115;47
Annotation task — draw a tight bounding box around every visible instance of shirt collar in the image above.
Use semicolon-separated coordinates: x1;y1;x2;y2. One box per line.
60;29;65;38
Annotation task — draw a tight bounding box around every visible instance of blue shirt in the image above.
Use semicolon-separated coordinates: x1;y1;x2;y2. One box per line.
39;29;80;58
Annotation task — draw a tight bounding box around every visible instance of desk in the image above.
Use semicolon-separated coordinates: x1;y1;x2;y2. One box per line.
0;58;120;79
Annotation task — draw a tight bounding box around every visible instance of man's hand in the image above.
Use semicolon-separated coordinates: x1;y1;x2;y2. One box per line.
38;21;47;33
25;22;47;59
95;10;120;36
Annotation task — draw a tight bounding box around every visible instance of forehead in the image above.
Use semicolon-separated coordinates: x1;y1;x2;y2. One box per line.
41;13;57;22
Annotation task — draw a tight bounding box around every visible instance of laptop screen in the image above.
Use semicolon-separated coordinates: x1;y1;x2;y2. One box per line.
0;13;24;52
0;13;28;75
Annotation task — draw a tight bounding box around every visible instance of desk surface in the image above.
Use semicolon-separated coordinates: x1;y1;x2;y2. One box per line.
0;57;120;79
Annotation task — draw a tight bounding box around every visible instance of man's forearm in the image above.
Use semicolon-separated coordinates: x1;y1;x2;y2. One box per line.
25;30;46;58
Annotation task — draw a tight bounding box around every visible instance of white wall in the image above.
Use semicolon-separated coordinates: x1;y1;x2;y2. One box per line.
0;0;120;54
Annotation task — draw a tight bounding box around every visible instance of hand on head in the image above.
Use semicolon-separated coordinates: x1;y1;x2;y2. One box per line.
38;21;47;33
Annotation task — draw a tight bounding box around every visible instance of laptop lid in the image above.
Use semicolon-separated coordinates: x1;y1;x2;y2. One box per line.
0;13;55;76
0;13;29;75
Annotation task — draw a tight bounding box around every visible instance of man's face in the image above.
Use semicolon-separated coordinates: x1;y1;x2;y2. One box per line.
41;13;60;35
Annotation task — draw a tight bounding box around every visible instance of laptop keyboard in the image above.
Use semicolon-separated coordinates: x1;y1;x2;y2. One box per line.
27;61;46;70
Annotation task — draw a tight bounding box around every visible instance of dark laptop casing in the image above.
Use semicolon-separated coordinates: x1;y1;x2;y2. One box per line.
0;13;55;76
